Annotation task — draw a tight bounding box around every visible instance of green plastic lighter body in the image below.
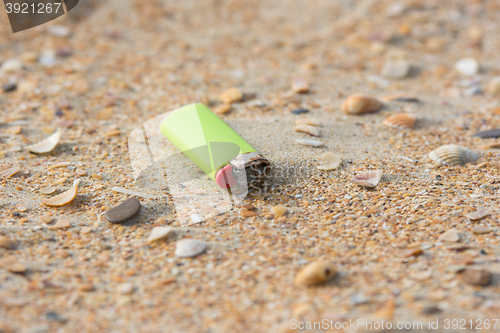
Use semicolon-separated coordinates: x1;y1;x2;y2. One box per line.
159;103;257;181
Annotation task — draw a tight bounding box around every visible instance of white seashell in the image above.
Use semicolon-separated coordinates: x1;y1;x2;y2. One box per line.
42;179;80;206
317;152;342;170
0;167;21;178
40;187;56;194
294;125;320;137
174;239;207;258
352;170;383;187
429;144;478;166
26;129;61;154
466;208;489;220
147;227;173;243
295;139;323;147
455;58;479;76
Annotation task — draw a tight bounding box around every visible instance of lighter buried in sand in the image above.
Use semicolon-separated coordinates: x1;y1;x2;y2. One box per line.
159;103;271;197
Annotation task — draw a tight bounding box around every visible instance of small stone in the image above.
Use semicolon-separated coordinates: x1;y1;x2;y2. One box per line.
291;108;309;115
47;25;71;37
80;227;92;234
421;306;441;314
473;129;500;139
461;268;491;286
295;118;320;126
466;208;489;220
0;256;26;273
0;236;17;250
351;293;369;305
381;60;410;79
241;210;259;217
472;226;492;234
39;50;57;67
2;83;17;93
219;88;243;104
46;311;67;323
271;206;287;217
174;239;207;258
257;225;277;236
147;227;173;243
76;168;87;176
439;229;459;242
119;283;134;295
487;76;500;95
78;283;94;292
455;58;479;76
291;77;309;93
48;219;70;230
213;104;232;114
105;197;141;223
0;59;23;73
39;216;53;224
294;261;336;287
242;204;256;211
16;204;27;212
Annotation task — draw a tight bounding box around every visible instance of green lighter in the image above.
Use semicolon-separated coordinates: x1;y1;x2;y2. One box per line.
159;103;270;196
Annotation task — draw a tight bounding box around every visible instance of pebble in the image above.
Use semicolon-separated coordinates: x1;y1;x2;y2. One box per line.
0;256;26;273
461;268;491;286
487;76;500;95
271;206;287;217
466;208;489;220
290;108;309;115
439;229;460;242
421;306;441;315
119;283;134;295
242;204;256;211
295;139;324;147
381;60;410;79
105;197;142;223
472;226;492;234
455;58;479;76
291;77;309;93
241;210;259;217
472;129;500;139
147;227;173;243
294;125;320;137
294;261;336;287
219;88;243;104
80;227;92;234
76;168;87;176
48;219;70;230
213;103;232;114
39;216;53;224
16;204;27;212
174;239;207;258
0;59;23;73
295;118;320;126
0;236;18;250
2;83;17;92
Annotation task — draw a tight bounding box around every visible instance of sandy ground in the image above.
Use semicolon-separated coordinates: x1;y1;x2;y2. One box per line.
2;0;500;332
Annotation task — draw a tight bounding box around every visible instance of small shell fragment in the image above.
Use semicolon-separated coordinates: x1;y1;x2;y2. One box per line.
25;129;61;154
455;58;479;76
294;261;336;287
295;139;324;147
213;103;232;115
271;206;287;217
294;125;320;137
429;145;478;166
383;113;416;129
219;88;243;104
341;94;382;114
291;77;309;93
40;187;56;194
174;239;207;258
381;60;410;79
295;118;320;126
352;170;383;187
466;208;489;220
42;179;80;206
0;256;26;273
147;227;173;243
48;219;71;230
472;226;492;234
438;229;459;243
0;167;21;178
317;152;342;170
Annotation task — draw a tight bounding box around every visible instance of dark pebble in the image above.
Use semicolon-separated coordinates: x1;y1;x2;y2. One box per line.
46;311;67;323
291;108;309;115
2;83;17;93
421;306;441;314
105;197;142;223
55;109;64;117
473;129;500;139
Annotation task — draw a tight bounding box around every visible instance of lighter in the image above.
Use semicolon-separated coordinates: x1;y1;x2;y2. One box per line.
159;103;270;197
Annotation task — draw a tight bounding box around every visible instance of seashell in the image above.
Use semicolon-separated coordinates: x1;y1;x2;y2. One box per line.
147;227;173;243
174;239;207;258
438;229;459;243
383;113;416;129
317;152;342;170
0;256;26;273
295;118;320;126
271;206;287;217
472;226;492;234
42;179;80;206
213;103;231;114
0;167;21;178
25;129;61;154
8;125;22;135
428;144;478;166
218;88;243;104
352;170;383;187
472;129;500;139
291;76;309;93
466;207;489;220
295;139;323;147
294;125;320;137
40;187;56;194
341;94;383;114
241;210;259;217
294;261;336;287
48;219;71;230
0;236;17;250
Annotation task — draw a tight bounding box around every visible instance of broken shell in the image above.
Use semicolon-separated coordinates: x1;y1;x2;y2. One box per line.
438;229;459;243
174;239;207;258
429;145;478;166
341;94;382;114
218;88;243;104
147;227;173;243
48;219;71;230
294;261;336;287
271;206;287;217
0;256;26;273
25;129;61;154
352;170;383;187
0;167;21;178
295;139;324;147
42;179;80;206
40;187;56;194
295;118;320;126
291;76;309;93
317;152;342;170
383;113;416;129
294;125;320;137
466;208;489;220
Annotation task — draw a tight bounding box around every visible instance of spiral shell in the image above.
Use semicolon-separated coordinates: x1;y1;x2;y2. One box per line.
294;261;336;287
429;145;478;166
341;94;382;114
383;113;416;129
